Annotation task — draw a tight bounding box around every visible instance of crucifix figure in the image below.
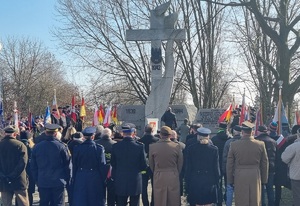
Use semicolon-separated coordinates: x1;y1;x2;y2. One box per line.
126;1;186;125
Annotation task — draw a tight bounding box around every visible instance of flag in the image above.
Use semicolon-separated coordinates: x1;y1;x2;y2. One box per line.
239;92;246;125
254;107;263;136
28;111;33;129
0;100;3;117
111;105;118;124
293;111;300;126
276;134;286;149
98;104;105;124
92;106;99;126
272;101;289;124
273;101;289;134
71;95;77;123
103;106;111;127
13;101;19;129
0;100;3;128
218;104;232;123
44;106;51;124
80;97;86;119
52;89;60;119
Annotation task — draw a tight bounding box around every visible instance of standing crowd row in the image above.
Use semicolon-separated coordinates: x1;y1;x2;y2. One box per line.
0;117;300;206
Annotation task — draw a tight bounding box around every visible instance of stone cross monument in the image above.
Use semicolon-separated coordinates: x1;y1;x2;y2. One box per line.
126;1;186;124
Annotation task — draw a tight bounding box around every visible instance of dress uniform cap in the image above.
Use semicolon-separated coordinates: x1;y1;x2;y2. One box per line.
197;127;211;136
160;126;172;136
121;123;135;133
241;121;255;131
4;125;18;133
45;124;60;132
82;127;96;136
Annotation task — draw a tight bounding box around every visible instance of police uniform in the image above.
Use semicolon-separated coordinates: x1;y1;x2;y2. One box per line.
72;127;106;206
31;124;71;206
111;125;147;206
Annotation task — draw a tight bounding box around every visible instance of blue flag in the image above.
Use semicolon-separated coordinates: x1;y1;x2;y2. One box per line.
44;106;51;125
0;100;3;128
0;100;3;116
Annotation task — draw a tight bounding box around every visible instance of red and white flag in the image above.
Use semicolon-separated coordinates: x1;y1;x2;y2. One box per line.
71;95;77;123
103;106;111;128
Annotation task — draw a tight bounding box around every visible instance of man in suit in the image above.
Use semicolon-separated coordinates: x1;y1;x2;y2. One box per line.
111;124;147;206
227;121;269;206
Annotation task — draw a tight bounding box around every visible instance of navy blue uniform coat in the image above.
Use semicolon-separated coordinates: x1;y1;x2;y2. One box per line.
72;139;106;206
185;142;220;205
31;136;71;188
111;137;147;196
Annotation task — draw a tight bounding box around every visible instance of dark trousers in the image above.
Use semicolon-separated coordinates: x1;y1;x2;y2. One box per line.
141;168;154;206
106;178;116;206
117;195;140;206
262;173;275;206
38;186;65;206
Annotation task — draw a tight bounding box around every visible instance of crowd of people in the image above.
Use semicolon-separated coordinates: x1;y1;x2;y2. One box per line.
0;107;300;206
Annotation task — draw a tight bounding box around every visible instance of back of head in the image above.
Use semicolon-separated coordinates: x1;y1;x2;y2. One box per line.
160;126;172;139
96;125;104;134
144;124;154;134
101;128;112;138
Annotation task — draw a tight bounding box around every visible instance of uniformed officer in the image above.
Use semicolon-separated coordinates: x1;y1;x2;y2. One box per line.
31;124;71;206
111;124;147;206
72;126;106;206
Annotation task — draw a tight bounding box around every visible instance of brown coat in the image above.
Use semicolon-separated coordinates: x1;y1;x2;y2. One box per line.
227;135;268;206
149;139;183;206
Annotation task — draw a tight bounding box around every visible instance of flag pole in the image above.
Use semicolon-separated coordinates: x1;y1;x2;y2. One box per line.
278;80;283;135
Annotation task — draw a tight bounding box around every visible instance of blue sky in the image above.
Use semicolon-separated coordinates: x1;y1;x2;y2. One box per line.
0;0;59;53
0;0;89;88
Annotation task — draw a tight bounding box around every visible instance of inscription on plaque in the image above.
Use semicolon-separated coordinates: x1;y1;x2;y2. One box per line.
126;109;136;114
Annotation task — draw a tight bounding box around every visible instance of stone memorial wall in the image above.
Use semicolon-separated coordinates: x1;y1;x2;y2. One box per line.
195;109;225;134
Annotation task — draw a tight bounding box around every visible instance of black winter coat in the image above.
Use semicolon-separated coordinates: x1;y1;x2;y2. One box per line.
111;137;147;196
0;136;28;191
185;142;220;205
211;131;231;173
255;133;276;173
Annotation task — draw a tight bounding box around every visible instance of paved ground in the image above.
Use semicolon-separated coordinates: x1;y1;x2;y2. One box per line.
1;183;294;205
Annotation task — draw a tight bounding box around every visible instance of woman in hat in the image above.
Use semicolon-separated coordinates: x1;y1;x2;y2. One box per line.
185;127;220;206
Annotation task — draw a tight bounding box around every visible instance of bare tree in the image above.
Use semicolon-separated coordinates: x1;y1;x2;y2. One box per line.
0;37;77;117
203;0;300;118
55;0;233;109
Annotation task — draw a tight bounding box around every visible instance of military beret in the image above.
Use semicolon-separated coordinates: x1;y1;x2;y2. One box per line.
160;126;172;136
4;125;18;133
197;127;211;136
82;127;96;136
45;124;60;132
121;123;136;133
241;121;255;131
